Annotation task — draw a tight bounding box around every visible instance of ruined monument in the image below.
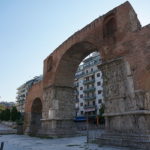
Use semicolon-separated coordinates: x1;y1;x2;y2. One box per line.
24;2;150;149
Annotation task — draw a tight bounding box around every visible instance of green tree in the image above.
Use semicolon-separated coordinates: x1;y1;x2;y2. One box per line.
99;104;105;124
10;106;21;121
0;108;10;121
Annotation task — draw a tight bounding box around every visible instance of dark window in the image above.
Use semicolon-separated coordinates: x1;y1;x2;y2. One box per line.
93;101;95;105
93;111;96;115
80;87;83;90
92;92;95;97
81;111;83;114
86;77;89;81
98;90;102;94
86;70;88;73
80;94;83;98
91;68;93;72
80;103;83;106
97;73;100;77
91;75;94;79
99;99;102;103
97;82;101;86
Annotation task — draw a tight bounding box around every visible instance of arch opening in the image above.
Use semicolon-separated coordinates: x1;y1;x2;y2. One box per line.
53;41;104;130
30;98;42;135
54;41;101;88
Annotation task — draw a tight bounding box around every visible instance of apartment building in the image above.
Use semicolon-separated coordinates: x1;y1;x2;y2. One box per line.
16;75;42;113
74;52;103;121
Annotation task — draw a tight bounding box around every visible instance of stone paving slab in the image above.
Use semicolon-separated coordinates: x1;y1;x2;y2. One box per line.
0;123;16;134
0;134;130;150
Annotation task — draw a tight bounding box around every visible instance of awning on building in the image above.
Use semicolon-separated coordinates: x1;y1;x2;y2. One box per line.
74;116;87;122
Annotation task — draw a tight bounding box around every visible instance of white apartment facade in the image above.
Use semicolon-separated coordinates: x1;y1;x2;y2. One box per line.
74;52;103;120
16;75;43;113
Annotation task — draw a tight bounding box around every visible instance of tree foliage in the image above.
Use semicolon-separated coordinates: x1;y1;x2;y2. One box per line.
99;103;105;124
0;106;21;122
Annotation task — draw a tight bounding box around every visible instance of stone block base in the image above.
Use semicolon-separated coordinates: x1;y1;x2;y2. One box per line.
37;119;77;138
37;128;77;138
97;132;150;150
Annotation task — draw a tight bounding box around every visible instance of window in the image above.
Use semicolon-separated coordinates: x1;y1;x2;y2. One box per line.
98;99;102;103
80;94;83;98
98;90;102;94
97;82;101;86
87;85;89;89
86;77;89;81
91;68;93;72
92;84;94;87
80;87;83;90
86;70;88;73
93;111;96;115
80;103;83;106
92;92;95;97
91;75;94;79
81;111;83;115
97;73;100;77
93;101;95;105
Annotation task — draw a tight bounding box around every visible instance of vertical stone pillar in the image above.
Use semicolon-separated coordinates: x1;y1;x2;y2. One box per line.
98;57;150;149
39;86;77;137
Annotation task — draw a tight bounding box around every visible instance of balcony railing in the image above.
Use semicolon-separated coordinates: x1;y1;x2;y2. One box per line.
73;98;79;102
83;60;101;69
83;79;95;85
83;87;95;93
73;82;79;87
84;105;96;112
84;95;96;101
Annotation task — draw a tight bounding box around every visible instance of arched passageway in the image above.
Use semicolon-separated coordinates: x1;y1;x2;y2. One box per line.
30;98;42;135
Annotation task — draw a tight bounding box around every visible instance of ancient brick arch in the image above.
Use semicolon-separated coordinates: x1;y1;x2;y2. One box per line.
29;98;42;135
24;81;43;135
31;98;42;113
24;1;150;149
54;41;98;87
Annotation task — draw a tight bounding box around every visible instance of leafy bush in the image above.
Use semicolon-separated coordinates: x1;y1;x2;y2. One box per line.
0;106;21;122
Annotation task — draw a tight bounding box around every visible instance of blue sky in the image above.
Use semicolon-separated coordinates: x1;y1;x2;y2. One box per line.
0;0;150;102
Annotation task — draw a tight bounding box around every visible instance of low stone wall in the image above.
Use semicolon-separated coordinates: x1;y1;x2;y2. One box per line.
1;121;17;129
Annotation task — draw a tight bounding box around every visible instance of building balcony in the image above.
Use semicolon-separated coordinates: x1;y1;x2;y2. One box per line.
83;79;95;85
84;105;96;112
75;72;85;79
75;106;79;110
74;98;79;102
84;69;99;76
83;60;101;69
83;87;95;93
84;95;96;101
73;82;79;87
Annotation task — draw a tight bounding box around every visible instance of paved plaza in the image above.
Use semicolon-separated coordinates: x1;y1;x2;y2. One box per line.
0;134;131;150
0;123;130;150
